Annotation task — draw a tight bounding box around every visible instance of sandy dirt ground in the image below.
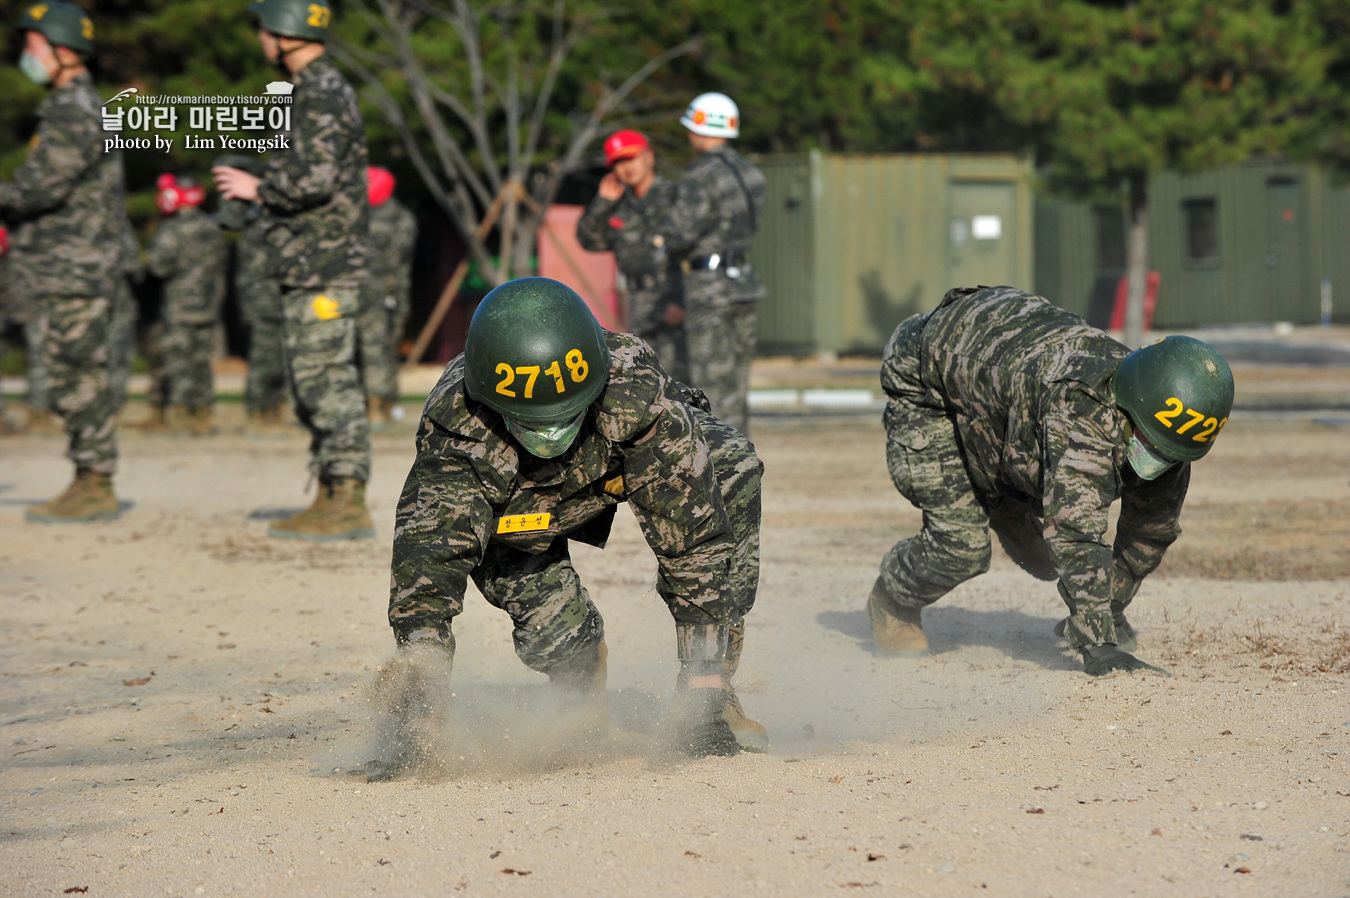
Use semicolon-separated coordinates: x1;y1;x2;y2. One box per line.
1;396;1348;897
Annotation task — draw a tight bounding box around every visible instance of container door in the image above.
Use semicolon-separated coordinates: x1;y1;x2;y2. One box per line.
948;181;1018;289
1266;178;1305;320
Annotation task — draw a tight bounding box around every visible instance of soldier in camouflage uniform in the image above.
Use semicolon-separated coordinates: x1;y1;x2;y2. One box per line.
651;93;766;436
214;0;373;540
870;286;1235;676
359;166;417;425
1;3;129;522
108;218;143;413
374;278;765;776
143;175;229;434
576;129;688;383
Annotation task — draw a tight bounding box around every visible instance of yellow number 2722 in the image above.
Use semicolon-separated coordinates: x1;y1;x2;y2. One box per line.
307;4;331;27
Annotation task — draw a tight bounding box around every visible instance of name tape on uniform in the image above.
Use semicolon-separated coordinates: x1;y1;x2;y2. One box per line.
497;513;551;534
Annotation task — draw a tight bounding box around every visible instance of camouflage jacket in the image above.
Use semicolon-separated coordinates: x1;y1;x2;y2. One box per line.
576;176;682;331
256;55;368;291
390;332;737;661
653;145;767;305
365;197;416;309
146;206;229;323
885;286;1189;640
0;72;126;299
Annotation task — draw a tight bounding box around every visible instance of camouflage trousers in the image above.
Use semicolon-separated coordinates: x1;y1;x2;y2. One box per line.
282;286;371;481
684;299;757;437
395;409;762;677
107;277;137;412
635;324;689;386
246;313;288;414
356;293;405;405
160;321;216;409
876;313;1062;618
23;317;49;410
39;294;118;475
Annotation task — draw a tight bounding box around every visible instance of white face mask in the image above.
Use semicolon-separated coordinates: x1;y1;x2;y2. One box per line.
19;51;53;86
1125;432;1178;481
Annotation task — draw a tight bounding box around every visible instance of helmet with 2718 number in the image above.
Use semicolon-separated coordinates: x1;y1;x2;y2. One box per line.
1113;335;1234;463
464;277;610;427
248;0;331;42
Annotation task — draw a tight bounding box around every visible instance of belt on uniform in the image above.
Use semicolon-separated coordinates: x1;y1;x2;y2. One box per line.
685;249;749;277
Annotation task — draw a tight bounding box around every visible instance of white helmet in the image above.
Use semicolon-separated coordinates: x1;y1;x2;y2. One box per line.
680;92;740;138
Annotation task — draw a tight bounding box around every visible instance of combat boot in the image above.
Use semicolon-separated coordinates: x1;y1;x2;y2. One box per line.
130;405;169;433
721;622;768;752
368;395;395;428
244;403;289;437
165;405;194;436
267;479;333;538
26;469;121;523
548;641;610;738
1055;615;1138;653
24;406;65;437
185;406;215;437
271;477;376;542
868;577;929;656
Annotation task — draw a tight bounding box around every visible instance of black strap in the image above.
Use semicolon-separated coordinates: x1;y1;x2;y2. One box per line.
715;153;758;233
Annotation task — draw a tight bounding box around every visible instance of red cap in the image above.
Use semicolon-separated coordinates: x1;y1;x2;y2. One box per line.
156;174;205;215
367;166;395;206
0;226;9;256
603;130;649;167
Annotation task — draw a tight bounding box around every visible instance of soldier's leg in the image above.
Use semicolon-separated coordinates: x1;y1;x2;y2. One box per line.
641;325;691;385
246;314;288;416
697;408;767;750
684;300;756;436
357;296;399;415
142;319;168;415
164;323;216;434
471;540;606;683
107;277;137;412
272;288;372;540
24;315;50;411
26;295;122;523
986;495;1057;581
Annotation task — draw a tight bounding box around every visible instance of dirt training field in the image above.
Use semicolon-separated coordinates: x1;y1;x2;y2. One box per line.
1;398;1347;896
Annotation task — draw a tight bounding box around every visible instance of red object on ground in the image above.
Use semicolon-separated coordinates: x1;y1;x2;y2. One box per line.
1109;271;1161;330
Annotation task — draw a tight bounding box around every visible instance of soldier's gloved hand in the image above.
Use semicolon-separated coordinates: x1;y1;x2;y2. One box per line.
677;686;741;757
1080;644;1170;678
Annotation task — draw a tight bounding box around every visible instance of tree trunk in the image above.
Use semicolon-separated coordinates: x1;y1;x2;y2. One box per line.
1123;173;1150;351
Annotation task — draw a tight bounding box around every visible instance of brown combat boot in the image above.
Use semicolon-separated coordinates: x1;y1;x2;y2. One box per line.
267;479;333;538
185;406;215;437
26;469;121;523
24;407;65;437
868;577;929;656
270;477;375;542
244;403;289;437
721;622;768;752
368;395;394;427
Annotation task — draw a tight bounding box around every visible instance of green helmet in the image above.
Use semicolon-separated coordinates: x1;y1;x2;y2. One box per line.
464;277;610;429
19;2;94;55
1114;335;1234;463
248;0;331;42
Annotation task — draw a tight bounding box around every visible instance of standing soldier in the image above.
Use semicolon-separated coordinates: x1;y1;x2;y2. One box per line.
217;154;290;433
651;93;766;436
376;278;766;776
143;174;229;435
213;0;374;541
1;3;128;522
869;286;1235;676
108;217;144;413
359;165;417;427
576;130;688;383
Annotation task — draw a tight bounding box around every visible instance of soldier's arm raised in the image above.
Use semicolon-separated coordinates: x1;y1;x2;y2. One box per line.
0;101;98;216
575;193;619;253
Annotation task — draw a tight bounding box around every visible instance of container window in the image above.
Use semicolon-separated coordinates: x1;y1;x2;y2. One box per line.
1183;198;1220;265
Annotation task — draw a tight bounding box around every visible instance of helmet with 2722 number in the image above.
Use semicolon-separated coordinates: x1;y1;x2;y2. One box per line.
1113;335;1234;463
248;0;331;42
464;278;610;428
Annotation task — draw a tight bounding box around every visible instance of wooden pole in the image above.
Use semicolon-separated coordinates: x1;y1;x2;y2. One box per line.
402;189;509;369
